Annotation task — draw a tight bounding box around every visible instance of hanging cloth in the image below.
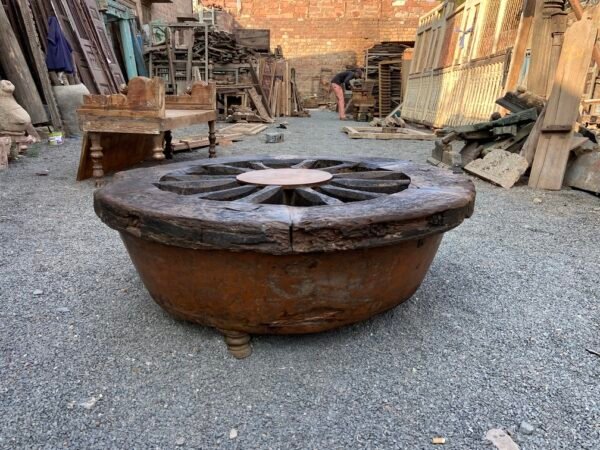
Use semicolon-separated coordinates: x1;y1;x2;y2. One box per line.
46;16;74;73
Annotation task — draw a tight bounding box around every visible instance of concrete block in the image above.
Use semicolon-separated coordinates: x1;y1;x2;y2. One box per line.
464;149;528;189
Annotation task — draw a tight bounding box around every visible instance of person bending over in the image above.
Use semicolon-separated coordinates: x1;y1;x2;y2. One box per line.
330;68;363;120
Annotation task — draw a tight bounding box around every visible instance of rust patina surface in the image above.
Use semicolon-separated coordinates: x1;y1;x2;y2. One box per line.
94;156;476;358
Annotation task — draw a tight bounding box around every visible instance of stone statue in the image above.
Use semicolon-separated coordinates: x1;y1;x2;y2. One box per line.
0;80;33;133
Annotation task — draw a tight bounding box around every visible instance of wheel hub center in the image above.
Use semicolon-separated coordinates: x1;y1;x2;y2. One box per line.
236;168;333;188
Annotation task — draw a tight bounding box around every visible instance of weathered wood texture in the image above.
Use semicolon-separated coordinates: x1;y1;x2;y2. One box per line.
0;136;11;170
520;107;546;165
529;12;597;190
503;0;536;93
527;1;557;97
77;77;218;182
343;126;436;141
77;132;159;181
80;77;166;118
542;17;597;132
0;3;47;124
165;81;217;110
14;0;62;129
402;0;524;128
94;156;475;255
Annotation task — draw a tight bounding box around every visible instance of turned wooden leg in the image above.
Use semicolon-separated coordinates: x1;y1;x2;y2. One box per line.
208;120;216;158
89;133;104;186
219;329;252;359
164;130;173;160
152;133;165;161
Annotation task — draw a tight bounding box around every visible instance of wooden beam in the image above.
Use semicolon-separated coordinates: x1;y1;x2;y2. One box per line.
570;0;600;67
16;0;62;129
504;0;536;93
0;3;48;124
529;12;597;190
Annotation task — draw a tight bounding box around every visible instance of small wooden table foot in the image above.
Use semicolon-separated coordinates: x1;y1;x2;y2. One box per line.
208;120;216;158
219;329;252;359
90;132;104;186
164;130;173;160
152;133;166;161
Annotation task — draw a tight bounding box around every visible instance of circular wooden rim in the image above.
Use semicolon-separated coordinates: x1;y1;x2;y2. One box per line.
94;156;476;254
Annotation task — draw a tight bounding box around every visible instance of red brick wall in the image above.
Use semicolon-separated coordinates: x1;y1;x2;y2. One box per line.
202;0;440;96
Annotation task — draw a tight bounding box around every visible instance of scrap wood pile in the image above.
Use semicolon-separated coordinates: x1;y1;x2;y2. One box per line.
147;25;308;122
431;4;600;193
257;54;309;120
192;30;258;64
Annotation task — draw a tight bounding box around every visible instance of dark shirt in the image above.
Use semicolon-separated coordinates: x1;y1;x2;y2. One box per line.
46;16;74;73
332;71;356;90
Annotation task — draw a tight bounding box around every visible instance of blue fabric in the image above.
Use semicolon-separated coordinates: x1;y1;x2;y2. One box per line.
46;16;74;73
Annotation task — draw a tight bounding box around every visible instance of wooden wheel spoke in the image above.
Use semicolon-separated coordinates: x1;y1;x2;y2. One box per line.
203;164;251;175
291;159;317;169
236;186;283;204
295;188;344;205
330;178;410;194
333;170;407;180
317;185;384;202
319;163;360;174
197;185;258;200
248;161;272;170
155;178;240;195
160;174;217;182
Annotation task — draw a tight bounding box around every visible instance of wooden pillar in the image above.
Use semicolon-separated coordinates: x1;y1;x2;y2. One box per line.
527;0;567;98
0;4;48;124
546;3;568;98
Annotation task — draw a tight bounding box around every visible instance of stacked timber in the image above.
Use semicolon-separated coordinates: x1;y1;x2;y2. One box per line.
147;30;308;121
192;30;258;65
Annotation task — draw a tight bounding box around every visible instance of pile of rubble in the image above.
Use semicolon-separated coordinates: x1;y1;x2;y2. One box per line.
430;88;598;190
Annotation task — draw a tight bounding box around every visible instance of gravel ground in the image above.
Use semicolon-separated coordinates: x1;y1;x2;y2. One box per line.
0;110;598;449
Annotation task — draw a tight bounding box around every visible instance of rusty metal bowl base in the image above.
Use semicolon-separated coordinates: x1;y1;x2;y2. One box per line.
122;233;442;359
95;156;475;358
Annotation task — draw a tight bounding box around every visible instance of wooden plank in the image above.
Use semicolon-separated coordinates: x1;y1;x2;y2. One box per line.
249;63;272;117
528;131;573;190
83;0;125;89
0;136;10;170
248;86;273;123
447;108;538;134
530;9;598;190
171;134;243;152
343;126;436;141
15;0;61;128
542;14;597;131
59;0;115;93
0;3;47;124
570;0;600;67
520;106;546;165
526;0;553;98
218;123;268;135
503;0;536;93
